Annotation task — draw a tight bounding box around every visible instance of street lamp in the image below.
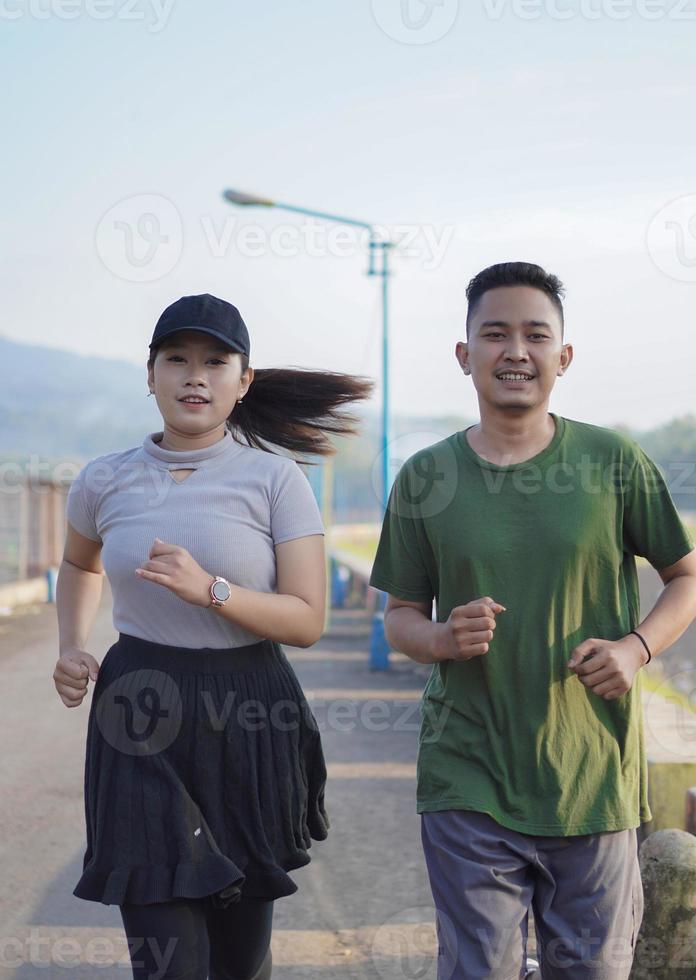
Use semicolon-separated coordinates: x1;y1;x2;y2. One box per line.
222;188;393;669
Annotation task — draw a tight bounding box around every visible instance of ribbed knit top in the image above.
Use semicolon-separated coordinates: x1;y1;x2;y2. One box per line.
66;429;325;648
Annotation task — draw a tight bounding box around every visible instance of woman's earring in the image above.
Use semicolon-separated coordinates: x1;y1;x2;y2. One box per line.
147;390;153;397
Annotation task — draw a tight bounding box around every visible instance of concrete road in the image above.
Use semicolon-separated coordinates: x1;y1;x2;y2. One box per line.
0;586;443;979
1;563;694;979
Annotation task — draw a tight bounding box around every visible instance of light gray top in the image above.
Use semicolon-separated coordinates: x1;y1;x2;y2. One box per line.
66;429;325;648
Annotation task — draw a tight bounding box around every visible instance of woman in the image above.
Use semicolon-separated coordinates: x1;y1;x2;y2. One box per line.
53;293;373;980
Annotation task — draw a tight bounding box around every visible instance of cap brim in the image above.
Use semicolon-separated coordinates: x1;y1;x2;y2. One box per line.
149;325;247;355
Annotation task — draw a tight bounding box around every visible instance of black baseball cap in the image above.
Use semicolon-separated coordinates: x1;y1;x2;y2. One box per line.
149;294;250;357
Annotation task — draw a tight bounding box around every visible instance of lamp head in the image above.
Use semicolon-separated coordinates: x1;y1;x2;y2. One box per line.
222;189;275;207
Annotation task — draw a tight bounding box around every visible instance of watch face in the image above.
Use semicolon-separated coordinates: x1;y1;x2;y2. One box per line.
212;579;231;602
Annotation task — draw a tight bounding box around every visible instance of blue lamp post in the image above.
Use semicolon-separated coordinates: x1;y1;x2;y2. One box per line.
221;189;393;669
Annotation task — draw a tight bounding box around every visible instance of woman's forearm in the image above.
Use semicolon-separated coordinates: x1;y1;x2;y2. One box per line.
210;584;324;648
56;559;104;654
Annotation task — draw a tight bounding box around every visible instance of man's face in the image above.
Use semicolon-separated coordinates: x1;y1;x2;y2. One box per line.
456;285;572;413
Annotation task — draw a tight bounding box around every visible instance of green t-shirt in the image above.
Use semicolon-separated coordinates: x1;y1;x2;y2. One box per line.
369;412;695;835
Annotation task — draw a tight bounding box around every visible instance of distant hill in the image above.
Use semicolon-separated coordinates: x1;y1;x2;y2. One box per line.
1;334;695;521
0;331;464;471
0;335;471;520
0;334;159;459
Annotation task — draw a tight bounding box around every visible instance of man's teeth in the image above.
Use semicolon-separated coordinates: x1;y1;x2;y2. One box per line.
497;373;532;381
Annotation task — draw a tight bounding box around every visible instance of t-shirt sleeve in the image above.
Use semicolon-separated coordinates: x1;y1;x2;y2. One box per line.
623;444;695;570
369;463;435;602
270;459;325;545
65;461;102;542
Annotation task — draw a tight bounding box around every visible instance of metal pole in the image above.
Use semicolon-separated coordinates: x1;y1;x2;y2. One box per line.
381;243;391;513
222;191;373;232
369;239;392;670
17;480;28;581
221;190;394;668
321;456;334;626
366;238;393;512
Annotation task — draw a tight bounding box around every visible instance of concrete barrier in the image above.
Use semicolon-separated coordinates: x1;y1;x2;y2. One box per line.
687;788;696;835
646;761;696;835
642;684;696;836
0;576;48;612
329;547;379;613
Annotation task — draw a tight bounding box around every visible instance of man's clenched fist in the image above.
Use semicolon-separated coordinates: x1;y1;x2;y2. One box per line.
432;596;506;662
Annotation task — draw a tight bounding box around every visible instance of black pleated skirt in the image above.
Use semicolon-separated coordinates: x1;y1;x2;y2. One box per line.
73;632;329;908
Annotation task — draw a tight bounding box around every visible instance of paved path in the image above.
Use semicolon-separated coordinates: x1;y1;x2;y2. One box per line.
2;564;695;978
0;588;442;979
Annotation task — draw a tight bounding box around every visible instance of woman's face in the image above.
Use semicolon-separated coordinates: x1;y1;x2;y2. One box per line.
147;330;253;434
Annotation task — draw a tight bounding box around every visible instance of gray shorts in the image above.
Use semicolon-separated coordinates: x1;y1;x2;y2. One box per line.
420;809;643;980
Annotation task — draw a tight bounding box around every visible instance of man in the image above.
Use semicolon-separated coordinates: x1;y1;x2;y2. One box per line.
368;261;696;980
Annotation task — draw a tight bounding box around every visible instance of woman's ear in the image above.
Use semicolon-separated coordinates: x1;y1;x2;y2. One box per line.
241;365;255;398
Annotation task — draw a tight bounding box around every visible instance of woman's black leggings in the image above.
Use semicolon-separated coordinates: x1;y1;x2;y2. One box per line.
119;895;274;980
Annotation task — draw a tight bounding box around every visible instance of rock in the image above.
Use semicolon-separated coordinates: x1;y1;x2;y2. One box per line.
630;829;696;979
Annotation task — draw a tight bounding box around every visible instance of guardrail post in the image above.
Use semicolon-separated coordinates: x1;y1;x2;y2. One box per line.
686;787;696;835
45;566;59;603
369;595;390;671
330;559;349;608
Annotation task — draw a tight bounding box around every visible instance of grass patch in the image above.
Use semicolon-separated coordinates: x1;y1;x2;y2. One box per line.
331;536;378;563
641;669;696;717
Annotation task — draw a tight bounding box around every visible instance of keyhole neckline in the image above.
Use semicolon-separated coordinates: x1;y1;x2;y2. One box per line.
142;428;238;468
167;468;198;484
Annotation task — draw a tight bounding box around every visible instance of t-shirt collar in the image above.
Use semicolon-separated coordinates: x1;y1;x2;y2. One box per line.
458;412;566;471
142;428;238;466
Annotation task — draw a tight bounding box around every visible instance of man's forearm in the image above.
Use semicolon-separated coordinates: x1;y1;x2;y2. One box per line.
632;573;696;660
384;606;442;664
57;560;104;654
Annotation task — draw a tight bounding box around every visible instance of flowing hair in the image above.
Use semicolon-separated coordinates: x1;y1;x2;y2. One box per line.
148;345;375;463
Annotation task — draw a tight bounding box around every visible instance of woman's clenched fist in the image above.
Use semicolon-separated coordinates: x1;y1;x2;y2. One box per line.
53;648;100;708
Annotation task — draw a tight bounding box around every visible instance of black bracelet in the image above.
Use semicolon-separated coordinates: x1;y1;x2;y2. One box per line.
630;629;652;665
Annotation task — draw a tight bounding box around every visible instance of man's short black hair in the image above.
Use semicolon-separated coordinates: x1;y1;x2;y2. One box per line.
465;262;565;338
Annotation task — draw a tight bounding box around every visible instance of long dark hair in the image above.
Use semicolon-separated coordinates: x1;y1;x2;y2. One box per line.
148;345;375;463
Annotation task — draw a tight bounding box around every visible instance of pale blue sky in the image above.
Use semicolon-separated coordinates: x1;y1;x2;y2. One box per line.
2;0;695;429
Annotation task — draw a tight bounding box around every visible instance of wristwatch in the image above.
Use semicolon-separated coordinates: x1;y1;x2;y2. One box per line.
208;576;232;608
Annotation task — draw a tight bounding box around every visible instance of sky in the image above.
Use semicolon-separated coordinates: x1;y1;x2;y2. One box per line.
1;0;695;431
